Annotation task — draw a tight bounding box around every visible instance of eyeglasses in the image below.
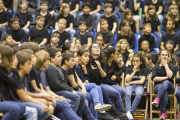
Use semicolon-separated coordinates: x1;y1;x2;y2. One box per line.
92;44;100;49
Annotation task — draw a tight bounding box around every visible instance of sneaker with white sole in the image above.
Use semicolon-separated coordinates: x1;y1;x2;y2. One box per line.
126;112;133;120
94;104;112;112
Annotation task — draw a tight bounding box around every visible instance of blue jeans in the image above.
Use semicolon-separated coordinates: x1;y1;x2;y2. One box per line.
150;31;162;48
68;29;76;42
0;101;26;120
176;87;180;103
23;102;48;120
92;13;101;30
23;28;30;42
125;84;144;115
79;83;104;119
0;25;6;41
54;100;81;120
154;80;174;114
100;83;125;111
157;14;163;33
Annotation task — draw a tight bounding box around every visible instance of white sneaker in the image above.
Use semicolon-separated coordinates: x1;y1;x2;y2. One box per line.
126;112;133;120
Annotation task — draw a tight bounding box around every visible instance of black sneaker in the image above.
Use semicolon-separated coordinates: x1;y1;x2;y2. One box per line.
107;109;125;119
98;112;114;120
118;110;129;120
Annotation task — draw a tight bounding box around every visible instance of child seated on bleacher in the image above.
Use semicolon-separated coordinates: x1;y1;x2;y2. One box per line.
73;21;92;46
97;3;117;34
74;39;82;51
120;0;141;33
2;34;14;47
139;23;155;52
96;19;114;47
55;3;76;41
53;18;70;47
7;16;26;44
118;20;135;52
143;5;161;48
36;1;52;44
95;34;106;50
62;0;80;20
0;0;8;41
163;5;180;36
104;0;120;16
116;39;131;65
77;2;95;38
144;53;155;71
141;41;150;54
82;0;101;29
15;1;32;42
164;40;179;56
29;15;48;46
46;33;61;49
160;20;179;51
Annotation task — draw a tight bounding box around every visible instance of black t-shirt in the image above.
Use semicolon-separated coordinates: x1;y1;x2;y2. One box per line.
138;34;155;52
118;33;135;49
126;0;141;15
162;17;180;32
46;44;62;49
47;0;57;11
152;65;176;86
83;0;101;11
145;0;163;13
3;0;13;9
143;16;160;32
15;11;32;28
35;70;48;90
0;11;8;24
73;32;92;45
119;20;136;33
126;66;150;83
36;12;52;29
100;15;117;31
57;14;74;28
120;50;130;65
60;67;69;84
104;0;120;13
53;30;71;46
96;31;114;47
29;27;48;44
161;32;180;47
63;0;80;11
7;28;26;43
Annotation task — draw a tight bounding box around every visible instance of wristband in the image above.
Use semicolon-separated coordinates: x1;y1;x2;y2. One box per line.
43;95;45;99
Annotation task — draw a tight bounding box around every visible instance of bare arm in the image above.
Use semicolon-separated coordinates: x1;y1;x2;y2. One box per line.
112;22;117;34
120;2;126;12
40;38;47;45
87;37;92;46
22;21;30;29
66;23;73;31
55;22;59;29
174;44;179;51
129;76;146;85
0;22;8;26
97;22;100;32
160;42;165;50
134;2;140;11
144;6;148;13
164;65;173;78
70;4;79;14
153;76;169;82
68;74;79;88
157;6;163;15
126;71;136;83
75;72;86;90
73;37;77;44
31;80;43;93
157;26;160;33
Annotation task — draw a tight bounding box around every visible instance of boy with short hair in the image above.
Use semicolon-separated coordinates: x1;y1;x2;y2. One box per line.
29;15;48;46
53;18;70;46
104;0;120;16
144;53;155;71
97;3;117;34
141;41;150;54
0;0;8;41
47;33;61;49
73;21;92;46
3;34;14;47
161;20;180;51
77;2;95;37
82;0;101;29
138;23;155;52
7;16;26;44
15;1;32;41
96;19;114;47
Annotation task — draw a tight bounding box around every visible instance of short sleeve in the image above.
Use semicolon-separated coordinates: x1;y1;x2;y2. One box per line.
70;14;74;24
28;28;33;37
68;68;74;75
29;69;36;81
73;32;78;37
97;0;101;5
126;67;132;75
66;32;71;40
76;0;80;4
159;0;163;6
27;13;33;22
141;67;150;77
87;32;92;38
145;0;150;6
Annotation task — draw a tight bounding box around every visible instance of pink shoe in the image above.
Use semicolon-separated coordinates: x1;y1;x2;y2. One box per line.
152;96;160;108
159;113;166;120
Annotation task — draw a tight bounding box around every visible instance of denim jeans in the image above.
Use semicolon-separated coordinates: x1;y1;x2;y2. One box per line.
23;102;48;120
154;80;174;114
54;100;81;120
23;28;30;42
0;101;26;120
79;83;104;119
100;83;125;111
150;31;162;48
0;25;6;41
92;13;101;30
25;106;38;120
176;87;180;103
68;29;76;42
125;84;144;115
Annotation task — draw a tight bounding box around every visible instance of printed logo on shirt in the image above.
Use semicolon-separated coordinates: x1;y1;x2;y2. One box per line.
133;75;142;79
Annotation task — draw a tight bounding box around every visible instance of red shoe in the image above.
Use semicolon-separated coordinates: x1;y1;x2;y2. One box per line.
152;96;160;108
159;113;166;120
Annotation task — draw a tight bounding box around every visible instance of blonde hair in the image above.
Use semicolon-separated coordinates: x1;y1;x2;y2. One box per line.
116;39;130;51
20;1;29;10
35;51;50;70
120;20;132;37
58;18;67;24
59;3;70;15
145;5;159;22
166;5;179;21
